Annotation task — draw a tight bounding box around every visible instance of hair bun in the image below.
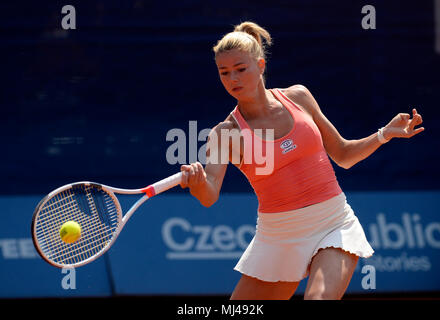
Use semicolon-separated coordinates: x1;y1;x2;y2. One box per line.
234;21;272;48
213;21;272;62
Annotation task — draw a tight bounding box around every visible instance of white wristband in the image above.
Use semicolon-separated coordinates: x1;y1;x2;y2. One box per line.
377;127;390;144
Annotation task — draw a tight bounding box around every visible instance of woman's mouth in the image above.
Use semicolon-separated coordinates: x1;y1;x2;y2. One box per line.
232;87;243;92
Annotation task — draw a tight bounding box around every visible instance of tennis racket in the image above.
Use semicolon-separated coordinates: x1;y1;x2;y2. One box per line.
31;172;182;268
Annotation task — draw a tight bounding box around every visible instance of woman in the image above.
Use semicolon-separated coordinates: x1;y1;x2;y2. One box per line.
180;22;424;300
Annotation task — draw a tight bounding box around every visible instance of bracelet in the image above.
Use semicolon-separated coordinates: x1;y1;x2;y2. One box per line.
377;127;390;144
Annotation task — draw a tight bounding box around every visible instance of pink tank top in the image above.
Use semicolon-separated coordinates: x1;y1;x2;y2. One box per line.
230;88;342;213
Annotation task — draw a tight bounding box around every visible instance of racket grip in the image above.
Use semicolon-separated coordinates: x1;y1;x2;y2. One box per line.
142;172;183;198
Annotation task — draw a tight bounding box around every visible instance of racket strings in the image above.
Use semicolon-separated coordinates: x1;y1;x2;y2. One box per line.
34;185;120;266
36;190;96;264
47;203;117;262
42;189;116;265
37;201;115;261
37;192;76;261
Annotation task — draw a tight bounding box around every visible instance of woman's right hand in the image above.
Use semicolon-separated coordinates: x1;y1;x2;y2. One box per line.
180;162;208;190
178;120;232;207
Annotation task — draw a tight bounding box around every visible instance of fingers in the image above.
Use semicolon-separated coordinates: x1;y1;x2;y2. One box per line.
180;162;206;189
404;108;424;138
410;126;425;137
409;108;423;130
180;165;190;188
194;162;206;185
400;113;410;121
413;108;423;123
387;108;425;140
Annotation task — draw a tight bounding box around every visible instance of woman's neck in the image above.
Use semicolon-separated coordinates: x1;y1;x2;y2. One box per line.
237;85;275;120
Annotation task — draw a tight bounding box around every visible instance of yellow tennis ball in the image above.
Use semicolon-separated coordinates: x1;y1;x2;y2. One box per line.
60;221;81;244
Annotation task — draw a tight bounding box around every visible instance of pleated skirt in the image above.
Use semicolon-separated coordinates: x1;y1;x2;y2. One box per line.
234;192;374;282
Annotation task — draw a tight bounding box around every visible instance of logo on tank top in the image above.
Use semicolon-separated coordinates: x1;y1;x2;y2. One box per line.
280;139;297;154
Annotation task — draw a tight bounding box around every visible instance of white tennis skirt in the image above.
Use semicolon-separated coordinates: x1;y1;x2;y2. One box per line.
234;192;374;282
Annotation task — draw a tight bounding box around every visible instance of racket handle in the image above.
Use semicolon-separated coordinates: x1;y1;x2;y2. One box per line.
142;172;182;197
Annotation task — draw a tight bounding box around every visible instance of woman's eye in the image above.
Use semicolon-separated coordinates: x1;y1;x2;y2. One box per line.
221;72;229;76
238;68;246;72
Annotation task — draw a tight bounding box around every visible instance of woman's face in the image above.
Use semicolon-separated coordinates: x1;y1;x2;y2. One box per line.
215;49;265;100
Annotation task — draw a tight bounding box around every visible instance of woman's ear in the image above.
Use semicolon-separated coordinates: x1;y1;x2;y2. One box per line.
258;58;266;74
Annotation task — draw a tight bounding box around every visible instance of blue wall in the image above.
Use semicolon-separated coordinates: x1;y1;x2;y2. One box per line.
1;191;439;298
1;0;439;298
1;0;439;194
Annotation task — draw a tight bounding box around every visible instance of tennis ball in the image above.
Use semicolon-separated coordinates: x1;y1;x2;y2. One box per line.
60;221;81;244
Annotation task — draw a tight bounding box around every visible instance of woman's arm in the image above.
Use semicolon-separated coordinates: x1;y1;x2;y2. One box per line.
342;108;424;169
284;85;424;169
180;121;234;207
181;160;227;207
284;85;349;168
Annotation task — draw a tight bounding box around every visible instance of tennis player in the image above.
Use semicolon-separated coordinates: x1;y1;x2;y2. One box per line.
180;22;424;300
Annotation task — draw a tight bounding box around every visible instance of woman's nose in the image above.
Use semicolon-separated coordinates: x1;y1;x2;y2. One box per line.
230;71;239;82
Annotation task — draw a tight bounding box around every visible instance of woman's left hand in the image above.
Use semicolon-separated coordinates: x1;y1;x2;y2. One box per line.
383;108;425;140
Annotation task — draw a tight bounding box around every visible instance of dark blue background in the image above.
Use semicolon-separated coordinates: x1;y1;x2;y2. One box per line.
2;191;440;297
1;0;438;194
0;0;439;299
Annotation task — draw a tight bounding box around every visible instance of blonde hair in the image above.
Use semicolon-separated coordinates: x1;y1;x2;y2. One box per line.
213;21;272;61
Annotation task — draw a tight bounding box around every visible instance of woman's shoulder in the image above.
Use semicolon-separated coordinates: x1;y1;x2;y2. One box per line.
276;84;310;99
223;112;240;130
276;84;316;118
209;113;240;136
